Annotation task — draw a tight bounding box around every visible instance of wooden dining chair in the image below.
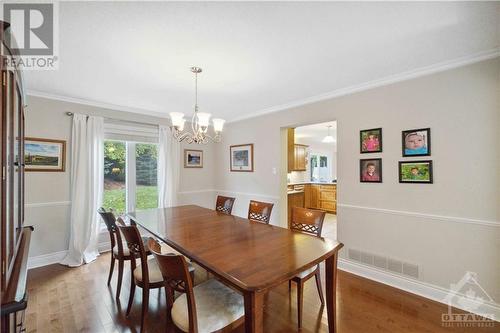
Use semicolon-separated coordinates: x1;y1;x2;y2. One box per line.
215;195;236;215
288;207;326;329
148;238;244;333
118;223;195;333
98;208;151;300
247;200;274;224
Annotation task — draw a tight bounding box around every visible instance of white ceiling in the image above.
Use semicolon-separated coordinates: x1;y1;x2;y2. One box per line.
25;2;499;122
295;121;337;149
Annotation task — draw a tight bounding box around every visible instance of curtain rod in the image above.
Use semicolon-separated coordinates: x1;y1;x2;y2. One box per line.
65;111;166;127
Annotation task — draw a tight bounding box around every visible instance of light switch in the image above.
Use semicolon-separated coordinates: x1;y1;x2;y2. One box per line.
272;167;277;175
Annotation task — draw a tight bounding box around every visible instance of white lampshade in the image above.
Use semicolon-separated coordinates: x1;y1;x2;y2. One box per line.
178;119;186;131
212;118;225;132
196;112;211;127
169;112;185;128
322;135;335;143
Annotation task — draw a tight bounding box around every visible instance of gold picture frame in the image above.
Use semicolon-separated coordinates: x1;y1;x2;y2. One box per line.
230;144;254;172
184;149;203;168
25;137;66;172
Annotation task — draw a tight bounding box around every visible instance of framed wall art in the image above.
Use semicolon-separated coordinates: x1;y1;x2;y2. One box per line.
399;160;433;184
184;149;203;168
360;158;382;183
230;144;254;172
360;128;382;153
402;128;431;157
25;137;66;172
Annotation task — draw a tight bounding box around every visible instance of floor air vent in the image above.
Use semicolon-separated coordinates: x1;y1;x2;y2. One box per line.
348;248;419;279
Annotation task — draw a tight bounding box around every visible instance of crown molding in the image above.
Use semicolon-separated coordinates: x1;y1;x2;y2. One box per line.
229;48;500;123
25;48;499;124
26;90;169;119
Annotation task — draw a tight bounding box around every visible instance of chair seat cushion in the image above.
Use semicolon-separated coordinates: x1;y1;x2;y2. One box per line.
134;258;195;284
113;236;149;257
171;279;244;333
295;265;318;279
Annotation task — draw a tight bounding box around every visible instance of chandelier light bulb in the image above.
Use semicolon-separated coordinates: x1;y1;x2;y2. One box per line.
178;118;186;131
169;112;185;128
196;112;211;128
212;118;225;132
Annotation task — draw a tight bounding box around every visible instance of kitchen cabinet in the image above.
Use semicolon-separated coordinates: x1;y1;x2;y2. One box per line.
304;184;336;213
293;144;308;171
287;191;305;226
287;128;308;172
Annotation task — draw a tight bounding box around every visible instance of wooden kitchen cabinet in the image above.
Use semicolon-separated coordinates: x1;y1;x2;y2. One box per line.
287;128;308;172
304;184;319;209
304;184;336;213
287;191;305;226
293;144;307;171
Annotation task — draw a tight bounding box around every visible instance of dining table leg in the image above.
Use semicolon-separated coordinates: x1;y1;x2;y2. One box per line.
325;251;339;333
243;290;264;333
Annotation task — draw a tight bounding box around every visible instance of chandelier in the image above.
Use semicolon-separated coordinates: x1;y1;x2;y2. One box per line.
169;67;225;144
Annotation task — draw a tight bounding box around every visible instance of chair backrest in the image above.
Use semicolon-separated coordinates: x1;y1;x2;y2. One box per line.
215;196;235;215
118;223;150;284
98;207;123;253
148;238;198;333
290;207;326;237
247;200;274;224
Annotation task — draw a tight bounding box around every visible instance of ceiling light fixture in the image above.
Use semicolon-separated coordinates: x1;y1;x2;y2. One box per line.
169;67;225;144
322;125;335;143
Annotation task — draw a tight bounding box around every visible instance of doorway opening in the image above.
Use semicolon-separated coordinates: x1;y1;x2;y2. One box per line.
285;121;337;240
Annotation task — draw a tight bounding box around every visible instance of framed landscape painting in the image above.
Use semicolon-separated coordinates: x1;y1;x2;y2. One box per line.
399;160;433;184
25;137;66;172
184;149;203;168
230;144;254;172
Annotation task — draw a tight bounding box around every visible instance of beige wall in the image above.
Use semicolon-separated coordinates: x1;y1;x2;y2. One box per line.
25;96;215;258
213;58;500;301
25;58;500;304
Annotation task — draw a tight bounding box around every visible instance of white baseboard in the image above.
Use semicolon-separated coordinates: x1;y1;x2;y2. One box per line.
28;250;68;269
338;258;500;320
28;241;112;269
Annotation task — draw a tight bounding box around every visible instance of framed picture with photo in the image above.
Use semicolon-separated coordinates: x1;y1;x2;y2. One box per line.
402;128;431;157
230;143;254;172
360;128;382;153
25;137;66;172
184;149;203;168
399;160;433;184
360;158;382;183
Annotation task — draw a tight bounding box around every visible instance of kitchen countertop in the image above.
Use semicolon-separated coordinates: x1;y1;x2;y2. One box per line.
287;190;304;195
288;181;337;186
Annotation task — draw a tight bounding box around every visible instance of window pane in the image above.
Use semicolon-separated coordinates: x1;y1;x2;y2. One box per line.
135;143;158;210
103;141;126;213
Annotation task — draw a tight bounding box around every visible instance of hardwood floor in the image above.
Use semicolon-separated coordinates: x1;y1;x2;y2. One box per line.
25;247;497;333
321;213;337;240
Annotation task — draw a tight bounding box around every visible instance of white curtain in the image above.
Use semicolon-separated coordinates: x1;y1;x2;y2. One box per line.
158;125;180;208
61;114;104;267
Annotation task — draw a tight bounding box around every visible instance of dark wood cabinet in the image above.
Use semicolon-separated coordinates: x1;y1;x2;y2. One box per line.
1;20;32;333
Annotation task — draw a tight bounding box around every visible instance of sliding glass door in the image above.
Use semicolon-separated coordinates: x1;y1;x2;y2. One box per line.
103;140;158;213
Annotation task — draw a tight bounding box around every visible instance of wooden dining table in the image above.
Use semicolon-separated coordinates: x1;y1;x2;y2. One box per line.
127;205;343;333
